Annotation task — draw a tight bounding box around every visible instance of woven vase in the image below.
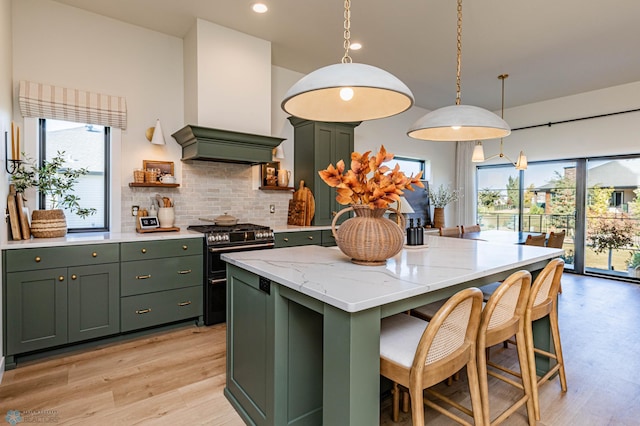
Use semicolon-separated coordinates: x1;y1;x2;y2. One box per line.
30;209;68;238
331;204;404;266
433;207;445;229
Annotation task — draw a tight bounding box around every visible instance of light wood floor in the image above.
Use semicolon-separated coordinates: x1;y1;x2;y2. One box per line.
1;273;639;425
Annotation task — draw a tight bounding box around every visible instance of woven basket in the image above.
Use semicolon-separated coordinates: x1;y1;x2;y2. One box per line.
133;169;145;183
331;204;404;266
30;209;67;238
144;169;159;183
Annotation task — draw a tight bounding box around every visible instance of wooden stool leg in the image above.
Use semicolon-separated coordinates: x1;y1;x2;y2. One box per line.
550;308;568;392
402;390;410;413
516;330;536;426
392;382;400;422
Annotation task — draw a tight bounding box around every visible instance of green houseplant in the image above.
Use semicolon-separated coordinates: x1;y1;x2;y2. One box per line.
627;251;640;277
11;151;96;237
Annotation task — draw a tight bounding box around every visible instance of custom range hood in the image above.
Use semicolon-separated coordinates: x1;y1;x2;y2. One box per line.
172;125;285;164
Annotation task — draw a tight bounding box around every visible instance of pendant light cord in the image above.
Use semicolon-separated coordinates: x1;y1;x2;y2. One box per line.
342;0;352;64
455;0;463;106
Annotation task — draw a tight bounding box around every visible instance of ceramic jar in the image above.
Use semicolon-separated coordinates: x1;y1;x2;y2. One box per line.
157;207;175;228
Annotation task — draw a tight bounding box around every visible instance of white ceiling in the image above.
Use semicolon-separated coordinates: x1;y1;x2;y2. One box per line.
52;0;640;112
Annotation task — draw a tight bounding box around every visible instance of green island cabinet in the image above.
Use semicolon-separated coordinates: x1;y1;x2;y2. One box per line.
288;117;360;226
3;244;120;368
274;230;336;248
120;238;203;332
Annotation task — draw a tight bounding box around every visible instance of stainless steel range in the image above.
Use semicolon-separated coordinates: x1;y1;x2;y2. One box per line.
188;223;274;325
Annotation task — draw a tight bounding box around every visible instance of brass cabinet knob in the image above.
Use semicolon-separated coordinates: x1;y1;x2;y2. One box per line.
141;248;147;254
136;274;151;280
71;274;78;280
177;301;192;307
135;308;151;314
35;256;41;263
182;245;188;250
308;236;314;240
58;276;65;282
283;238;289;242
92;252;98;257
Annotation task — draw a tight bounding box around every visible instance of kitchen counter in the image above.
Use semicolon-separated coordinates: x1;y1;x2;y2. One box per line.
1;229;203;249
222;236;563;425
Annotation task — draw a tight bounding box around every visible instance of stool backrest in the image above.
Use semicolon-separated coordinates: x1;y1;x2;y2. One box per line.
439;226;461;237
547;230;566;249
529;258;565;321
525;234;546;246
462;224;481;233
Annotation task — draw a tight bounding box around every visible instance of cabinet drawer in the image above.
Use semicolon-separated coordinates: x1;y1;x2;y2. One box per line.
120;238;202;261
5;244;119;272
275;231;322;247
121;286;202;332
121;255;203;296
321;229;337;247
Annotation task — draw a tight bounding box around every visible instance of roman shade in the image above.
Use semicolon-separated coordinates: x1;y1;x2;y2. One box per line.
18;80;127;129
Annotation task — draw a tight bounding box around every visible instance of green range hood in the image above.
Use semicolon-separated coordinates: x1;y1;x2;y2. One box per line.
172;125;285;165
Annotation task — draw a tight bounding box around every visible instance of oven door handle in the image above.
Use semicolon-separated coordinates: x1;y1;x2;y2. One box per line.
208;242;274;253
209;278;226;285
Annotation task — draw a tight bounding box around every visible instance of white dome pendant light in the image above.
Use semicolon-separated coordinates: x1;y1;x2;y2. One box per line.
281;0;414;122
408;0;511;141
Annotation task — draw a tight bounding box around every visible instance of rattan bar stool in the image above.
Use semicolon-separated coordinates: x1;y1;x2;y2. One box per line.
477;270;536;426
524;258;567;420
380;288;484;425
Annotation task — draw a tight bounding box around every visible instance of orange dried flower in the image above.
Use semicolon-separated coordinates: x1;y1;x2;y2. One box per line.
318;145;424;209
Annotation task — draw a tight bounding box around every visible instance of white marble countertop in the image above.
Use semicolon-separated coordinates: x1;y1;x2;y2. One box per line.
222;235;564;313
1;229;203;249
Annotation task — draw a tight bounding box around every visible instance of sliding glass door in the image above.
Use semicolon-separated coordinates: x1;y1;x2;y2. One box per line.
477;155;640;280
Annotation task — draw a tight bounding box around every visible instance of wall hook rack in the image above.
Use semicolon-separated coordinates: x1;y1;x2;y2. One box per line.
5;131;23;175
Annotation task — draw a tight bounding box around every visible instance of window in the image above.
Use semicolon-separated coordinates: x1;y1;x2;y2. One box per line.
39;119;109;232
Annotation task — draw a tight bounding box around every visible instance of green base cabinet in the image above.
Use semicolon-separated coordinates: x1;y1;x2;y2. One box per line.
120;238;203;330
289;117;360;226
3;244;120;364
274;230;337;248
225;265;323;426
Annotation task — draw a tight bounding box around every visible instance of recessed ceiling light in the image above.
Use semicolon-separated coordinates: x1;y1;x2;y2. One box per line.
350;42;362;50
252;3;268;13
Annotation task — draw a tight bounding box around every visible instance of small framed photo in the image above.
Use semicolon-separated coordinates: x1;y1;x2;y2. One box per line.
262;161;280;187
143;160;174;176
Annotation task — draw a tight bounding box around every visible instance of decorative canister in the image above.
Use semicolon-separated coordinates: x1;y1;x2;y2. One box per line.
331;204;405;266
433;207;445;229
30;209;67;238
157;207;175;228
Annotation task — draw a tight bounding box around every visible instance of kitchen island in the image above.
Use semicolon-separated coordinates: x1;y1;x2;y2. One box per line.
222;235;564;426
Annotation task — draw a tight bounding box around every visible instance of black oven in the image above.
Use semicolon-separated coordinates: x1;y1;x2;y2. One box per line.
188;223;275;325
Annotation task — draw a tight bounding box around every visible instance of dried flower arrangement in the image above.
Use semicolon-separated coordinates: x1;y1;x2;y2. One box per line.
318;145;424;209
429;184;461;208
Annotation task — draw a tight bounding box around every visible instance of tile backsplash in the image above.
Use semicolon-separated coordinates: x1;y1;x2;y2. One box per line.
121;160;292;232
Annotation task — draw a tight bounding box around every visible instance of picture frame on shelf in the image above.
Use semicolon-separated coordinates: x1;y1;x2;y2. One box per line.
261;161;280;187
142;160;174;177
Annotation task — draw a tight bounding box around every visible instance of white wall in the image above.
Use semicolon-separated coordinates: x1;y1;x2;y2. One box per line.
0;0;11;376
11;0;184;225
190;18;272;135
479;81;640;164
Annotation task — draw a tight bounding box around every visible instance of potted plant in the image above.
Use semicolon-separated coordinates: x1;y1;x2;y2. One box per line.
11;151;96;237
627;251;640;278
428;184;461;229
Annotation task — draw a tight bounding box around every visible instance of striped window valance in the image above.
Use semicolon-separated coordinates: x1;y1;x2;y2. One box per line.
19;80;127;129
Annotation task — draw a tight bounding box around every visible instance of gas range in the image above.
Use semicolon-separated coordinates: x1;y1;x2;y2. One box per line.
188;223;274;248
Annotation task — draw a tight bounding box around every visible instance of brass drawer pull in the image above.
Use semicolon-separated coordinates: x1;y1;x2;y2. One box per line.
141;248;147;254
92;252;98;257
178;269;192;275
182;245;188;250
135;308;152;314
58;276;65;282
136;274;151;280
177;301;192;307
283;238;289;242
71;274;77;280
35;256;41;263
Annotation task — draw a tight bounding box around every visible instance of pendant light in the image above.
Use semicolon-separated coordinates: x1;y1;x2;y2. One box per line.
408;0;510;141
281;0;414;122
471;74;527;170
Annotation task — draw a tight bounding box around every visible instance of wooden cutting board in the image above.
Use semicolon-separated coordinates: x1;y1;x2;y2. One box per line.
292;180;315;226
7;184;21;240
16;192;31;240
287;199;306;226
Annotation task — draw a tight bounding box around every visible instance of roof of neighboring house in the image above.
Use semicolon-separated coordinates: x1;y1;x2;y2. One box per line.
536;160;640;191
47;125;105;172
